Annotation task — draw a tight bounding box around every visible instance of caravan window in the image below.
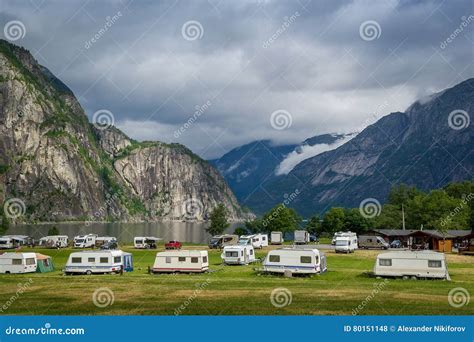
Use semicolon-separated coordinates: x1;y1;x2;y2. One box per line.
191;257;199;263
250;249;253;255
166;257;172;263
178;257;186;262
88;257;95;263
25;258;35;265
114;257;121;263
12;259;22;265
428;260;442;268
203;256;208;263
379;259;392;266
100;257;108;263
72;257;81;263
300;256;312;264
262;236;266;241
269;255;280;262
226;251;238;257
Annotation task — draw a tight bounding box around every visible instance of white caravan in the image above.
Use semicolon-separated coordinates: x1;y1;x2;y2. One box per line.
0;237;14;249
335;232;358;253
64;250;134;275
134;237;161;249
270;231;284;245
239;234;268;249
1;235;32;247
38;235;69;248
0;252;37;274
374;250;450;280
151;250;208;273
73;234;98;248
294;230;310;245
221;245;256;265
262;248;327;275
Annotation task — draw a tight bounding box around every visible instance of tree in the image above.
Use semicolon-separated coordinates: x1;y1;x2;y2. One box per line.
321;207;346;233
305;215;322;235
261;204;301;234
48;226;59;236
233;227;248;236
374;204;402;229
388;184;421;208
343;208;373;233
245;218;264;234
206;204;229;236
0;215;9;236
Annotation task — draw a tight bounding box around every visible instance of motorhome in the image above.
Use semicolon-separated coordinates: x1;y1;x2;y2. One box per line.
359;235;389;249
134;237;162;249
262;248;327;275
239;234;268;249
0;237;14;249
38;235;69;248
73;234;98;248
373;250;450;280
64;250;133;275
270;231;284;245
208;234;239;249
221;245;256;265
0;252;37;273
1;235;33;248
294;230;310;245
335;232;358;253
151;250;208;273
332;232;346;245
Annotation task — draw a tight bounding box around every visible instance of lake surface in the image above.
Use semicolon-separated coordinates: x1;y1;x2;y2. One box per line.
9;222;242;244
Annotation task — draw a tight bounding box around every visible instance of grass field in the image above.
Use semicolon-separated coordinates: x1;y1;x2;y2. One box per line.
0;245;472;315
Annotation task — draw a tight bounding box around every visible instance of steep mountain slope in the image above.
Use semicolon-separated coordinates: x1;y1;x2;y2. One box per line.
0;40;245;222
246;79;474;216
210;134;348;202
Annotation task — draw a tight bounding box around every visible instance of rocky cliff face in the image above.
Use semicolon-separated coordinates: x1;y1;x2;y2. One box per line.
0;40;246;222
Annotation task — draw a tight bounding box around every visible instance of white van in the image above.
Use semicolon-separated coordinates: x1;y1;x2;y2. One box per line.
359;235;389;249
335;232;358;253
374;250;450;280
134;237;161;249
0;252;37;273
152;250;208;273
239;234;268;249
64;250;133;274
38;235;69;248
270;231;284;245
73;234;97;248
262;248;327;275
221;245;256;265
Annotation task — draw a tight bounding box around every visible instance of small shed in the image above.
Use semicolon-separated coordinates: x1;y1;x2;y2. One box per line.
35;253;54;273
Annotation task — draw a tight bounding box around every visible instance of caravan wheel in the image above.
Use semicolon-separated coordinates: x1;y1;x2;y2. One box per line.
85;270;92;275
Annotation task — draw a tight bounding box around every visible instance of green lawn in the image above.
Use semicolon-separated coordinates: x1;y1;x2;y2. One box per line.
0;246;472;315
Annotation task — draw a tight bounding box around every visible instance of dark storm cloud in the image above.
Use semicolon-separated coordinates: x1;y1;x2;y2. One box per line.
1;0;473;158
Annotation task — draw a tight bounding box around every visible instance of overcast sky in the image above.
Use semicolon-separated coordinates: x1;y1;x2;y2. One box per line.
1;0;473;158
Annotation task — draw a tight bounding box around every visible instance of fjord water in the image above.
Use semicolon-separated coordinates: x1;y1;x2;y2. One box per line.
10;222;242;244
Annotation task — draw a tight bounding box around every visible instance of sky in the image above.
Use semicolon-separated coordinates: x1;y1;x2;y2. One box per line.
1;0;473;159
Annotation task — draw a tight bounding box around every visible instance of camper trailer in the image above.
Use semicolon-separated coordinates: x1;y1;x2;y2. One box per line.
335;232;358;253
359;235;389;249
270;231;284;245
373;250;450;280
38;235;69;248
134;237;161;249
0;252;37;273
1;235;33;248
239;234;268;249
262;248;327;275
73;234;97;248
64;250;133;274
221;245;256;265
294;230;310;245
208;234;239;249
95;236;117;247
0;237;14;249
151;250;208;273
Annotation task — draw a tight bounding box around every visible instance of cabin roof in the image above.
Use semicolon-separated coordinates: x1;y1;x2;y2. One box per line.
371;229;471;239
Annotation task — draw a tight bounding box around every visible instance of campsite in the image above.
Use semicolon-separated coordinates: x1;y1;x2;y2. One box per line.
0;244;472;315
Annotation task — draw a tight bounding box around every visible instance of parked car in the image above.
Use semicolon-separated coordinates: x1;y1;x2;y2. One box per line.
165;241;182;250
390;240;402;248
309;234;319;243
100;240;118;250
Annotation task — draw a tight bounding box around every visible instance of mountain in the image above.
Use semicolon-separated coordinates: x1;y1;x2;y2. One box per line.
209;134;350;203
245;79;474;216
0;40;247;222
